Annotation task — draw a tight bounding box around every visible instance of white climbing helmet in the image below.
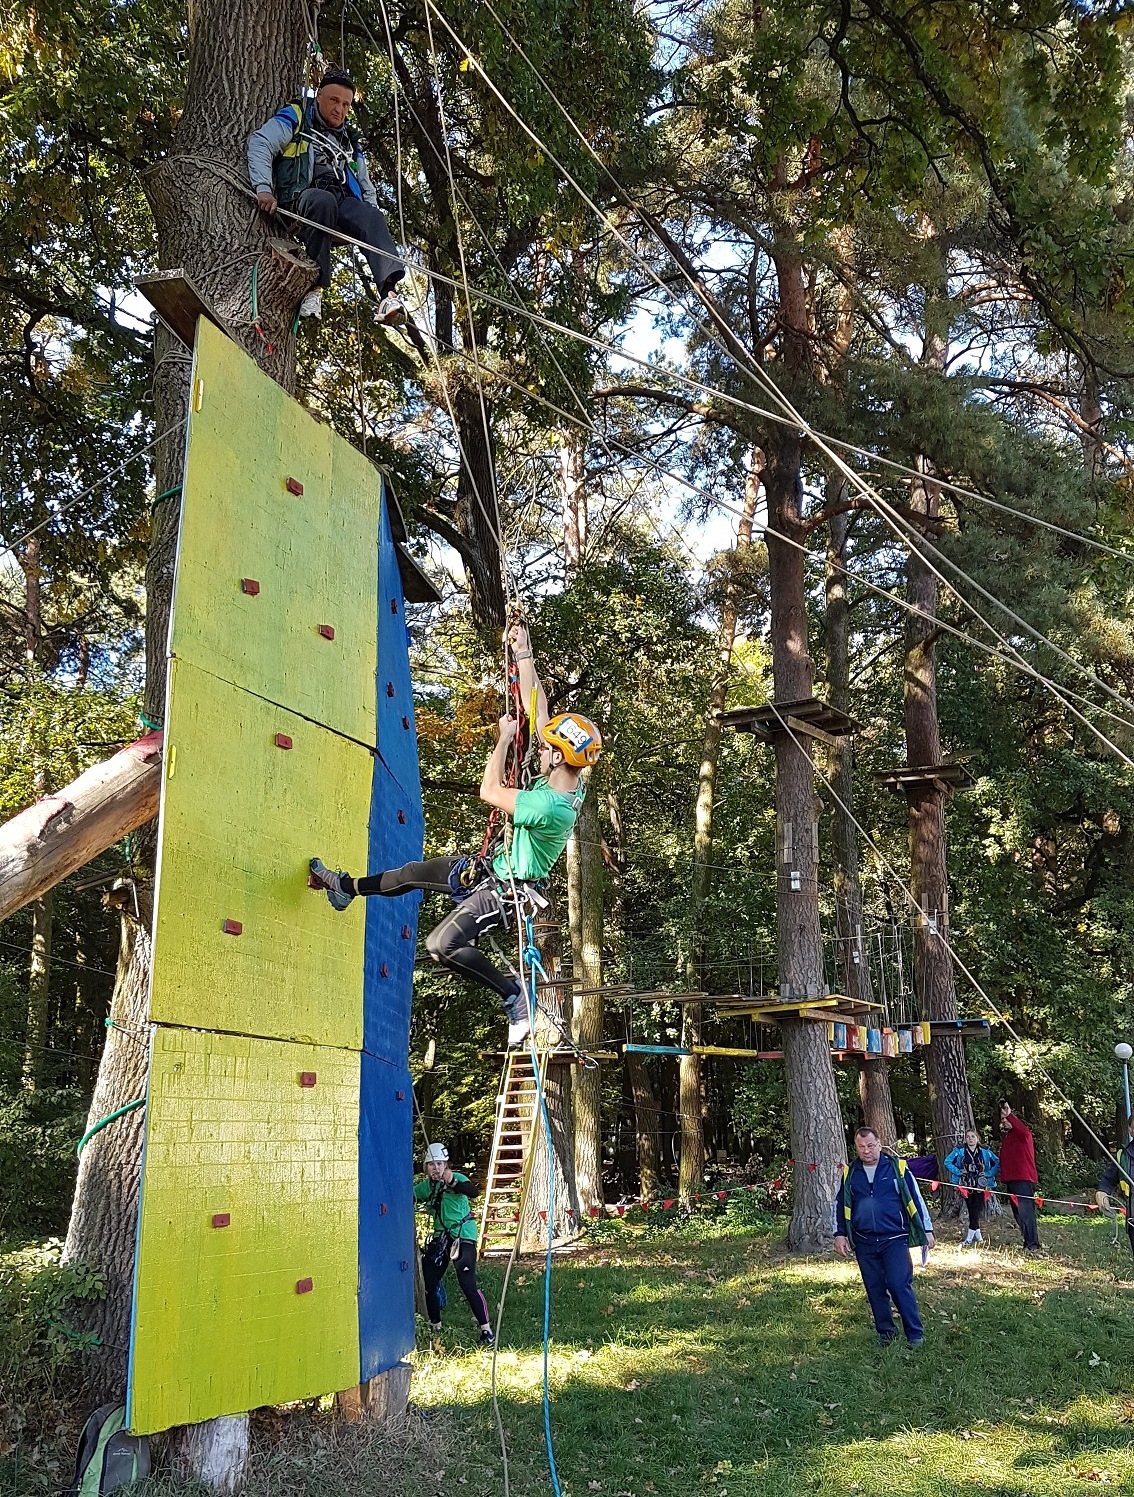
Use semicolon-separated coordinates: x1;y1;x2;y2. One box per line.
423;1143;449;1165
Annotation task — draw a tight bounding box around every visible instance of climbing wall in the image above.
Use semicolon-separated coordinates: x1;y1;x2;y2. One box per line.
127;318;421;1434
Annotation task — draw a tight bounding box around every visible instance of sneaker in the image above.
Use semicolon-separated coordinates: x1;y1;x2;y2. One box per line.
309;857;354;910
376;292;407;326
299;288;323;320
479;1327;495;1348
430;1322;442;1332
878;1333;897;1346
974;1231;984;1245
906;1337;925;1348
507;1016;530;1049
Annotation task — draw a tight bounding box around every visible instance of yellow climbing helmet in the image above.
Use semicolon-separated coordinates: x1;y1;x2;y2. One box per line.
541;712;602;767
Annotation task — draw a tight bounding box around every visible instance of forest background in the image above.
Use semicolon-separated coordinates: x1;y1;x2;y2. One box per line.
3;0;1134;1271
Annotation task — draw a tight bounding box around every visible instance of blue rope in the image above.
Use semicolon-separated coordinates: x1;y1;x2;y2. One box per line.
523;915;564;1497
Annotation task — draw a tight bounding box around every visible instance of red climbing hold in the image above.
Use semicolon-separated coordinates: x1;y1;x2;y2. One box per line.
318;624;335;640
402;716;411;729
299;1072;317;1088
380;1203;388;1215
380;963;389;977
390;598;399;613
285;476;304;496
401;925;411;939
397;810;406;824
274;733;293;749
240;578;260;596
295;1277;313;1294
211;1213;230;1229
222;919;242;936
386;682;395;697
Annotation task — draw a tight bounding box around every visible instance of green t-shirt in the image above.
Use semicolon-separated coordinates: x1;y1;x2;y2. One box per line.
413;1172;480;1241
492;777;582;883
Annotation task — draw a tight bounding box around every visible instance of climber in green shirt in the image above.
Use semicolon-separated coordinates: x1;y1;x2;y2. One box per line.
310;623;603;1047
414;1142;492;1343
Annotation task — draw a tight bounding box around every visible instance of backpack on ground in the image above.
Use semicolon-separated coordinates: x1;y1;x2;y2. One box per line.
66;1404;150;1496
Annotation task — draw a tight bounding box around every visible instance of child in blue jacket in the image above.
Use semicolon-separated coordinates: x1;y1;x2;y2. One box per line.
944;1129;999;1246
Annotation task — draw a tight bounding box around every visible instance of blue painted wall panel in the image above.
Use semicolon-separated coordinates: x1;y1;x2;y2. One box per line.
358;1053;415;1381
376;493;422;811
363;755;423;1067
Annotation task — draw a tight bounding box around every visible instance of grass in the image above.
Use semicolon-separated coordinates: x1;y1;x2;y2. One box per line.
11;1203;1134;1496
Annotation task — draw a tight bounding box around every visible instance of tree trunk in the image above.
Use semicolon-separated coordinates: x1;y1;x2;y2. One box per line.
826;500;896;1147
454;383;506;634
64;6;317;1483
624;1050;664;1198
0;733;163;922
902;257;973;1171
766;239;845;1252
519;916;582;1250
680;457;761;1198
569;787;605;1216
22;891;53;1090
63;893;153;1398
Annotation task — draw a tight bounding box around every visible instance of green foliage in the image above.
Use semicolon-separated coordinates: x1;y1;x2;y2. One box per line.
0;1091;88;1244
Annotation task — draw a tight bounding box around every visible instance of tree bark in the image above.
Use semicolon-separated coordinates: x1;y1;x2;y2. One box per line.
64;6;317;1484
766;239;845;1252
679;457;761;1198
826;499;896;1147
22;891;53;1090
0;733;163;923
624;1050;665;1198
902;252;974;1170
569;786;605;1216
519;916;582;1250
454;382;506;634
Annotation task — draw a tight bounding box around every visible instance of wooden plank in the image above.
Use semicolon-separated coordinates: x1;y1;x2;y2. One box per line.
692;1045;772;1058
622;1043;693;1056
136;269;230;348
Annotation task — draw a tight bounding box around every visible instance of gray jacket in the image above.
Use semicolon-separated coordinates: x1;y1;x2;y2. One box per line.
246;99;379;207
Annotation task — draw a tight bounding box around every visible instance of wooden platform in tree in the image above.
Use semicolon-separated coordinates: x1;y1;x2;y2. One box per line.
717;994;883;1023
717;697;861;746
874;762;973;793
930;1017;991;1039
136;269;231;347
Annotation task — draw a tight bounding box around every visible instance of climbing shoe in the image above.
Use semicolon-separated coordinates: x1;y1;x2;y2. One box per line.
506;1016;530;1049
309;858;354;911
480;1327;496;1348
376;292;407;327
299;288;323;320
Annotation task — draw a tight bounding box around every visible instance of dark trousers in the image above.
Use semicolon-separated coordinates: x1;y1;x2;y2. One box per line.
358;858;523;1012
422;1237;490;1328
295;186;403;292
854;1233;924;1342
1005;1180;1040;1249
964;1191;984;1231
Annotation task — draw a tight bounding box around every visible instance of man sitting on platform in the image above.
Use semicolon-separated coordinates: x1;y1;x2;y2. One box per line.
247;68;406;326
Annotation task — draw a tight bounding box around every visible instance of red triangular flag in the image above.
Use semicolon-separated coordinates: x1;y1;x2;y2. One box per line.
717;1190;727;1200
589;1205;600;1218
1035;1196;1044;1208
930;1180;939;1193
1010;1194;1019;1207
958;1186;969;1198
983;1189;991;1201
641;1201;649;1212
808;1162;816;1173
616;1204;625;1216
663;1198;675;1209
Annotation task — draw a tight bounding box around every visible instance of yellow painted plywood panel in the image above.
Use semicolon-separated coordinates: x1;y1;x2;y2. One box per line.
129;1027;361;1433
149;658;369;1047
171;318;381;746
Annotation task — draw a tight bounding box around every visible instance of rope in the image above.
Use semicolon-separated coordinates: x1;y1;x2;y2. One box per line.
76;1096;145;1156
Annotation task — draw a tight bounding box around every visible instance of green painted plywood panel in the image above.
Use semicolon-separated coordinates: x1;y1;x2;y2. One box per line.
128;1027;361;1433
149;658;369;1047
171;318;381;746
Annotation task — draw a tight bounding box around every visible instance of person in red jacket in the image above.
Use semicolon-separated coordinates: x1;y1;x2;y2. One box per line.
998;1101;1041;1252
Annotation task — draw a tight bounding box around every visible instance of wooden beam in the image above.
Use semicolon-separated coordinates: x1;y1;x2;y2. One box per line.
0;733;163;923
785;714;839;748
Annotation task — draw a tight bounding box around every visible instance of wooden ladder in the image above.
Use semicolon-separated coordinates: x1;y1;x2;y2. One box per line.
478;1049;542;1256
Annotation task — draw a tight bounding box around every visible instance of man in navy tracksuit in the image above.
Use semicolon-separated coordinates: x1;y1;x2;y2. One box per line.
833;1126;935;1346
